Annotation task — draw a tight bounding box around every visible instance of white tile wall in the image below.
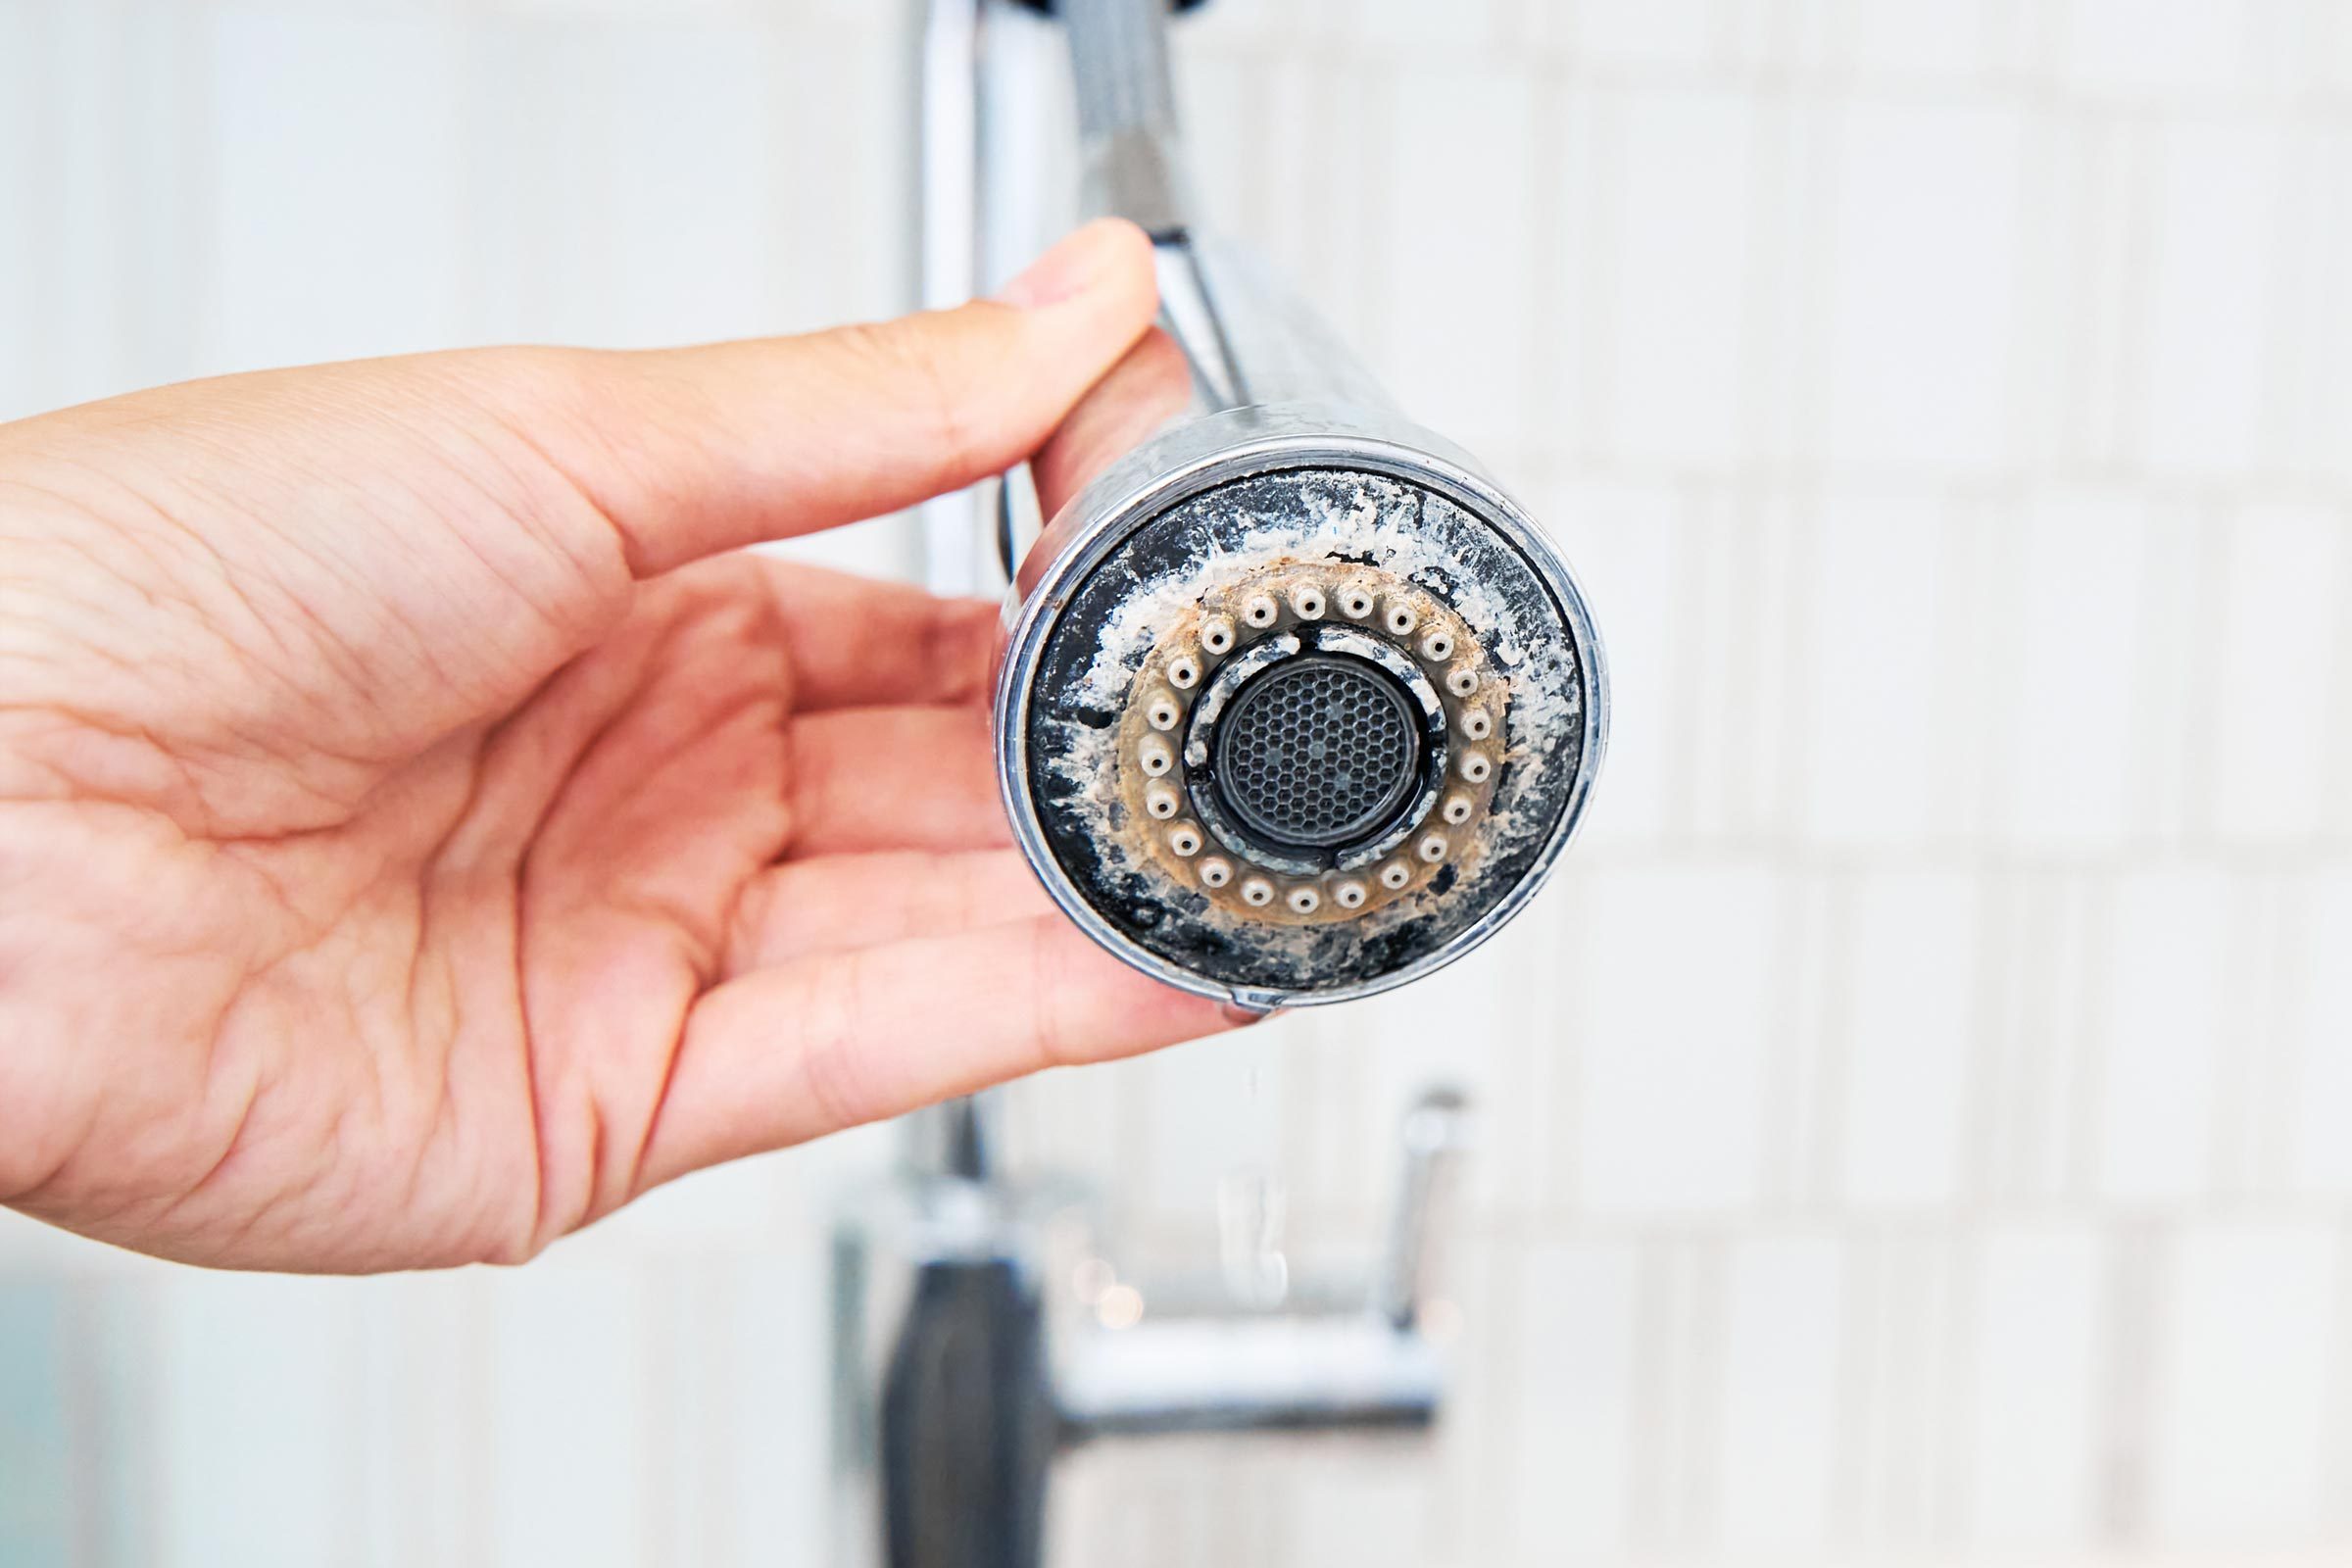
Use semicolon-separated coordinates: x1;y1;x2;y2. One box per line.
1571;864;1779;1216
1715;1233;1844;1551
1502;1239;1641;1558
2212;503;2345;841
202;12;472;370
2140;122;2288;480
1569;0;1720;70
150;1273;356;1566
1837;871;1980;1208
1844;0;1991;81
2090;868;2236;1203
1991;489;2152;848
1965;1223;2107;1547
1821;100;2025;478
1383;63;1542;461
2150;1222;2341;1545
2064;0;2256;100
1598;85;1756;468
7;1;2352;1565
1795;491;1959;843
2287;871;2352;1198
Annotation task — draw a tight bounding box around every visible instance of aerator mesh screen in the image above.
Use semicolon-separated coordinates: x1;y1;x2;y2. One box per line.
1212;656;1420;848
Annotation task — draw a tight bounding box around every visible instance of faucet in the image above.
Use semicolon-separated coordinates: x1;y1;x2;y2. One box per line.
830;1082;1471;1566
829;1;1596;1559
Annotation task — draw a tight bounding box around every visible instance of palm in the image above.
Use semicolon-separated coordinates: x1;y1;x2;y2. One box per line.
158;559;808;1270
167;553;1004;1272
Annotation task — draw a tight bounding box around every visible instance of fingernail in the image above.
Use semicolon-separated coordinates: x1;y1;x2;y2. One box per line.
1220;1001;1281;1028
997;220;1127;311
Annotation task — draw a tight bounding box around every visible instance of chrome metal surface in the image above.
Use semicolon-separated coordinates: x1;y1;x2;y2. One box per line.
914;0;987;598
904;0;1007;1192
1054;1316;1442;1438
995;408;1609;1009
850;4;1531;1561
1373;1087;1471;1331
839;1087;1475;1557
1054;1087;1468;1441
1062;0;1191;237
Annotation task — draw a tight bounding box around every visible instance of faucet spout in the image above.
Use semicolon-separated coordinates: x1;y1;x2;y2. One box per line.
1049;1086;1471;1444
1056;1316;1443;1440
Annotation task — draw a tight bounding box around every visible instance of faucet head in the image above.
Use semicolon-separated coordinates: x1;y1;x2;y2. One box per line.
996;405;1607;1009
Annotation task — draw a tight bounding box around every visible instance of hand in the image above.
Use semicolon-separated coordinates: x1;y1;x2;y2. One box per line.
0;220;1240;1272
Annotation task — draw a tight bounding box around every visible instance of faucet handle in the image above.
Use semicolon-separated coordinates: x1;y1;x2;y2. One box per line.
1370;1086;1472;1330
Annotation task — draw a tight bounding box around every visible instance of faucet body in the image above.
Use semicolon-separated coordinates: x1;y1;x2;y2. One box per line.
835;2;1589;1560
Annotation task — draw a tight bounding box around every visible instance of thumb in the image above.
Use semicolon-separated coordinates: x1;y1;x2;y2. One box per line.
544;218;1159;578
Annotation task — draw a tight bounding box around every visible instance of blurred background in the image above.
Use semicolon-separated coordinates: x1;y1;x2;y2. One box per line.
6;0;2352;1564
